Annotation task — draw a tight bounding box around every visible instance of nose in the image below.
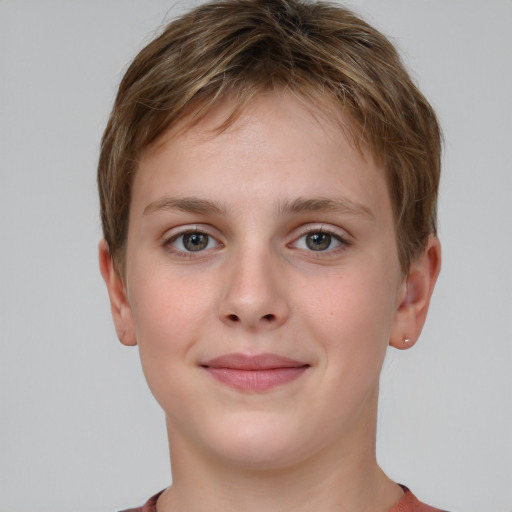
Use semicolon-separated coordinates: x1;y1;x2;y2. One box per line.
218;245;290;330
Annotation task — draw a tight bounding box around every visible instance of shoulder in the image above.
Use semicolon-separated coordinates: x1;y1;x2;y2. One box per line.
391;485;451;512
118;490;164;512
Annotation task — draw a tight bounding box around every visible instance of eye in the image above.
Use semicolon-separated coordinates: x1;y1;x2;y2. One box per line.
293;230;346;252
167;231;220;253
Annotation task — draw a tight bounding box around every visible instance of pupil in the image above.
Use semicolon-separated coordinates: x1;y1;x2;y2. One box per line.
306;233;331;251
183;233;208;251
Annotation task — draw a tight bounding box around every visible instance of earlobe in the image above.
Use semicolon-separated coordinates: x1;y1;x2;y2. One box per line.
98;239;137;346
390;236;441;350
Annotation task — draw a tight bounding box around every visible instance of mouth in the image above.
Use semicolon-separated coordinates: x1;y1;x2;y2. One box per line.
200;353;310;392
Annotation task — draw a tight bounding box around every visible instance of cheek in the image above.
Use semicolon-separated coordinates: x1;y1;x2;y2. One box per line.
126;271;215;400
129;264;215;344
281;269;397;441
298;266;398;367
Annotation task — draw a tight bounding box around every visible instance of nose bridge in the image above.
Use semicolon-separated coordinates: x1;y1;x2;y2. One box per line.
218;239;289;329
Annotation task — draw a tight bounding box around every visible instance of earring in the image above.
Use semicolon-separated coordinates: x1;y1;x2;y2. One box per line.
404;337;411;344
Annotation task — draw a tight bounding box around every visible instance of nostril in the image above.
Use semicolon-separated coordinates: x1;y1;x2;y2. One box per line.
227;314;239;322
262;314;275;321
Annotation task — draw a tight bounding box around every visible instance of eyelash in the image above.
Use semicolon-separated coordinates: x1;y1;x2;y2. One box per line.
163;228;222;258
291;227;351;255
162;226;351;257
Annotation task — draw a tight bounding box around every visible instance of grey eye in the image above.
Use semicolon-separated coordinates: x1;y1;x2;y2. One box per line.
292;230;344;252
305;232;333;251
182;233;210;251
167;229;221;255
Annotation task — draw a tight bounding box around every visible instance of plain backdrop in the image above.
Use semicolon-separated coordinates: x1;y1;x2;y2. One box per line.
1;1;511;511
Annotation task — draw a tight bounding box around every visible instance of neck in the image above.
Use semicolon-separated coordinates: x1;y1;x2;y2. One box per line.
157;399;402;512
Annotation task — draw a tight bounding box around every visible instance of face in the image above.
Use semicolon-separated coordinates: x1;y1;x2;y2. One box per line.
116;94;409;470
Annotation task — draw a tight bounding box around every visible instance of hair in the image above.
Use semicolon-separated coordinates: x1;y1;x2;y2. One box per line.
98;0;441;275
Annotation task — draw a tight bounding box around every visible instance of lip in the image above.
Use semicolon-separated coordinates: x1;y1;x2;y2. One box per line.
201;353;310;392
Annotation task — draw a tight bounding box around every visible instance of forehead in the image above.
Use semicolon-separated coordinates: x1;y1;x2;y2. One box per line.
133;93;391;221
147;90;366;159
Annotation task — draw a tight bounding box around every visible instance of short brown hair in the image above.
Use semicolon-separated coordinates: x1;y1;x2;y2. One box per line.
98;0;441;274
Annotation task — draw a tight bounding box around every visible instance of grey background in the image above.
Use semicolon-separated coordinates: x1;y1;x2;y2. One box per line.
1;1;511;511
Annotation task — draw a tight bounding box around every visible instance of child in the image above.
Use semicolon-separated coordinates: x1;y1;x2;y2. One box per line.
98;0;445;510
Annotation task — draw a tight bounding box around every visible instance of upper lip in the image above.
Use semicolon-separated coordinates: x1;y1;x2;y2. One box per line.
201;353;309;370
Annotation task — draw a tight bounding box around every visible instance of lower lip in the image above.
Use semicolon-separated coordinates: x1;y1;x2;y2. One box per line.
204;366;308;392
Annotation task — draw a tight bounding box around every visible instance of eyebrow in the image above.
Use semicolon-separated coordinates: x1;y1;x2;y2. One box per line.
278;197;375;219
143;195;374;219
144;197;227;216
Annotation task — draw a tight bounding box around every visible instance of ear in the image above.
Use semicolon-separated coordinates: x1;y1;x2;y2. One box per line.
98;239;137;346
390;235;441;350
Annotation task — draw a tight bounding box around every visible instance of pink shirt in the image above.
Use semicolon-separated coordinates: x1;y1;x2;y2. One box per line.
120;486;448;511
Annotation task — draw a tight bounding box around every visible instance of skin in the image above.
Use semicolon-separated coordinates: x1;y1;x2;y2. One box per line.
100;93;441;512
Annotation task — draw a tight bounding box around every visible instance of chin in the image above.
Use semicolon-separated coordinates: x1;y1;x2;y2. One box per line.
201;412;310;471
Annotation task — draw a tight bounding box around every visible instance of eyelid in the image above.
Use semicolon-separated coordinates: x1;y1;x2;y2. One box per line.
160;223;351;257
162;225;223;255
162;223;219;240
289;224;352;252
